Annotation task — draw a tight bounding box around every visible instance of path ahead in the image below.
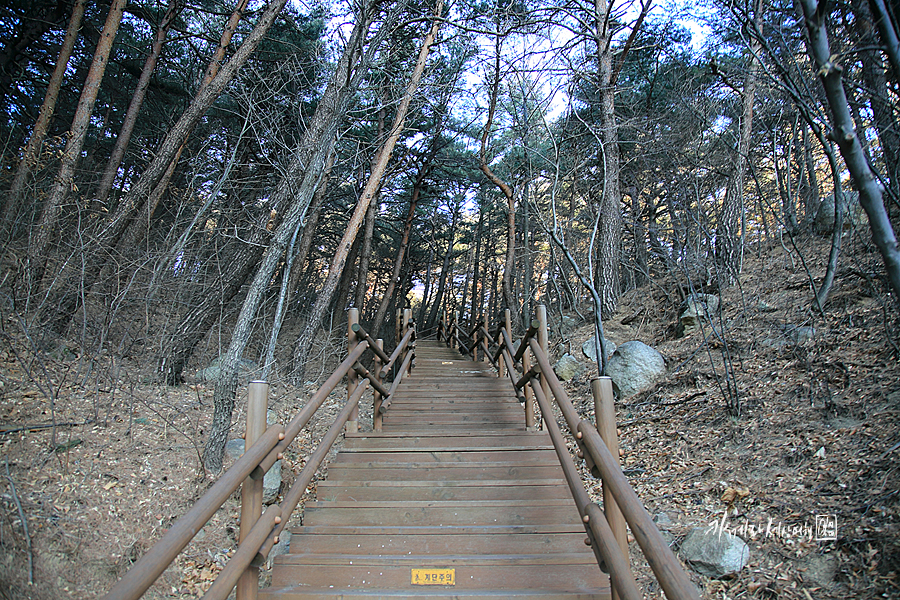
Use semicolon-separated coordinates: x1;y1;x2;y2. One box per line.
261;339;610;598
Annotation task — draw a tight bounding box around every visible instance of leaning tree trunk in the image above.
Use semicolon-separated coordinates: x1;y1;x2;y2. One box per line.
94;0;180;208
799;0;900;299
117;0;251;251
4;0;86;229
203;0;412;472
290;0;443;384
41;0;291;333
479;34;517;315
24;0;126;298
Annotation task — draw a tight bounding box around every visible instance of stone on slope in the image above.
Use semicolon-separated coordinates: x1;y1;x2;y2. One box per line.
605;341;666;398
553;353;585;381
581;336;616;363
679;526;750;578
676;293;720;338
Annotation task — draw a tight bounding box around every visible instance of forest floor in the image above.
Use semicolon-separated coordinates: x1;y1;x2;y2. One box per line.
0;233;898;600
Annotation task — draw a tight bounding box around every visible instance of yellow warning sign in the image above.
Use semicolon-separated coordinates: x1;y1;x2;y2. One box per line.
411;568;455;585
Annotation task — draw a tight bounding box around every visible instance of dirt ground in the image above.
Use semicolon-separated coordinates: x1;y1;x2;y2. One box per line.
0;234;898;599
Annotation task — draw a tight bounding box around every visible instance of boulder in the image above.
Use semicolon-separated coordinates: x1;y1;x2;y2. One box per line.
676;293;720;338
223;439;283;504
605;341;666;398
815;191;867;235
560;315;577;333
581;336;617;363
553;354;585;381
197;356;260;383
679;526;750;578
784;325;816;345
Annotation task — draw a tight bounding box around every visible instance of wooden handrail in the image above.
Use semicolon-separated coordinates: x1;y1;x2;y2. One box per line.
101;424;285;600
524;335;700;600
529;379;641;600
380;326;415;377
253;380;369;564
377;348;415;415
103;307;415;600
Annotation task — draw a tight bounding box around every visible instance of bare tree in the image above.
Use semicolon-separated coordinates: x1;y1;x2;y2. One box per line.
798;0;900;299
93;0;181;208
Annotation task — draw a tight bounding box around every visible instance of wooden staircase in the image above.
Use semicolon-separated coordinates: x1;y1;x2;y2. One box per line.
261;340;610;599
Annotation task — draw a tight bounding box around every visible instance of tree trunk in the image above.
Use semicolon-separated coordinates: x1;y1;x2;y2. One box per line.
116;0;251;253
41;0;292;332
25;0;126;297
479;35;517;315
4;0;86;229
290;0;443;383
94;0;180;208
426;204;459;330
799;0;900;299
469;208;484;328
854;0;900;201
371;160;428;337
717;0;762;285
596;0;622;315
203;0;425;471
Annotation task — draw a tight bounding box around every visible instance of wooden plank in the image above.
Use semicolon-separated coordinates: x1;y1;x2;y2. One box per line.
331;450;559;464
302;505;582;527
281;531;590;555
314;484;573;502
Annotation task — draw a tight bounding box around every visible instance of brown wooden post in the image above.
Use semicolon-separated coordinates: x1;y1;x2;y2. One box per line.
500;309;510;378
403;309;412;376
523;348;536;429
536;304;550;429
395;308;402;348
346;308;360;434
593;376;628;600
374;338;384;432
236;381;267;600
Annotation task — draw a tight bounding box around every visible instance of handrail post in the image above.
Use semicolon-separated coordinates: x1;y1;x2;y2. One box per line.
593;376;628;600
236;381;267;600
500;309;510;378
374;338;384;432
395;308;402;349
402;309;413;376
536;305;549;429
346;308;360;434
523;349;535;430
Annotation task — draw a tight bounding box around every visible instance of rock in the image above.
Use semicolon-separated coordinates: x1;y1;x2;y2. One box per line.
757;300;777;313
223;439;282;504
225;439;245;461
581;336;616;363
605;341;666;398
197;356;260;382
560;316;577;333
815;191;867;235
268;530;292;567
553;353;585;381
676;294;720;338
784;325;816;345
679;526;750;578
653;512;674;530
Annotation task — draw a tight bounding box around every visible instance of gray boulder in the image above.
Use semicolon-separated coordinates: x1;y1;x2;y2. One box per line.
785;325;816;345
581;336;617;363
559;315;577;333
197;356;260;382
815;191;867;235
223;439;283;504
605;341;666;398
553;353;585;381
679;526;750;578
676;293;720;338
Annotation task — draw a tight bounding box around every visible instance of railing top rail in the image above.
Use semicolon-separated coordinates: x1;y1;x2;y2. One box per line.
490;315;699;600
102;313;415;600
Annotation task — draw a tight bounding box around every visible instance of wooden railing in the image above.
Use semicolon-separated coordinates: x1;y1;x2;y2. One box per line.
101;308;415;600
439;305;700;600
